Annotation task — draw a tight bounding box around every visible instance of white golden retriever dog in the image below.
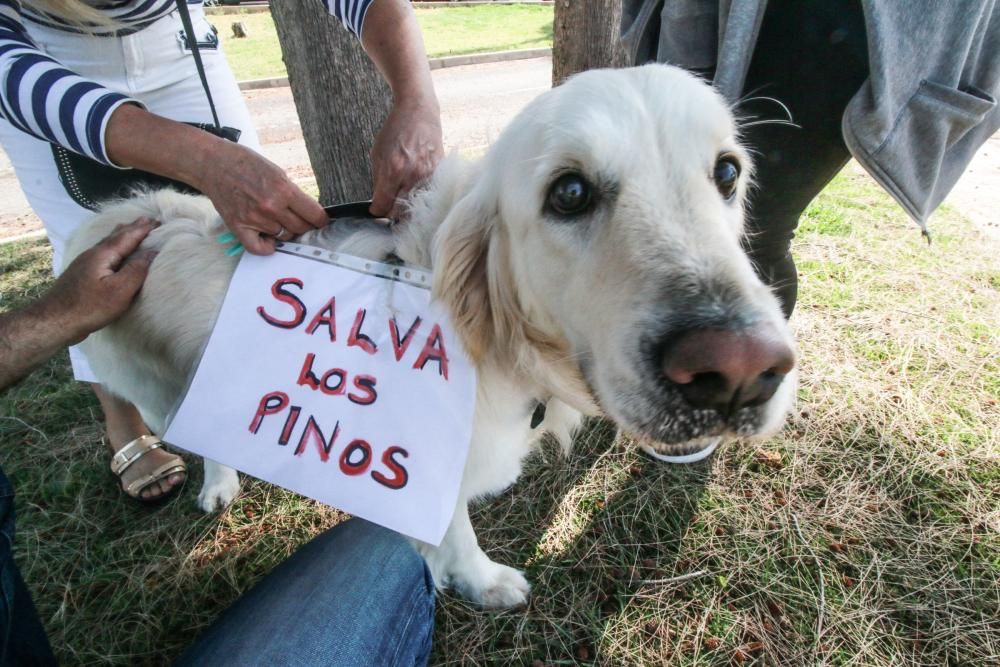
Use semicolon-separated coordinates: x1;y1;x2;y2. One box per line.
65;64;796;608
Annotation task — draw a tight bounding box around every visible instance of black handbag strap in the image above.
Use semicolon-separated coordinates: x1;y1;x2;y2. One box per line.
175;0;221;129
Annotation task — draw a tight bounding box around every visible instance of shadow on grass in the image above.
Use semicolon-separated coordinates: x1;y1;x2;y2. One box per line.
5;359;708;666
811;426;1000;655
431;419;711;665
4;222;997;664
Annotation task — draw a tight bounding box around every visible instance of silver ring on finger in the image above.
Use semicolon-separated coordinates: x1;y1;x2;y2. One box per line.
274;225;290;240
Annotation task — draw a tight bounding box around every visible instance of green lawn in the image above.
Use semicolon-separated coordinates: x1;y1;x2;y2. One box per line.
416;4;553;57
212;5;554;82
2;166;997;665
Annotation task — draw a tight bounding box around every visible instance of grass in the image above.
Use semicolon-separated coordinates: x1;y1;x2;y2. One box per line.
415;4;553;57
211;5;554;81
1;164;998;665
210;12;285;83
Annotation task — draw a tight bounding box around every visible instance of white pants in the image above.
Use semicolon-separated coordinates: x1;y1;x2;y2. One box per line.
0;6;259;382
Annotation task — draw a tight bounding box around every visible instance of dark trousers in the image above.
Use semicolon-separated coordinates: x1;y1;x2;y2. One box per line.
0;469;57;667
737;0;869;316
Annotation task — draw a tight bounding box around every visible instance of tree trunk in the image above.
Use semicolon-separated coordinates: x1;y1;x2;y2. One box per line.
552;0;626;86
271;2;392;204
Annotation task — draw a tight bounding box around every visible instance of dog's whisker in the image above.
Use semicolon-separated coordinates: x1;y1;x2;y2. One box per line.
741;118;802;129
734;94;795;122
734;84;775;106
733;95;799;133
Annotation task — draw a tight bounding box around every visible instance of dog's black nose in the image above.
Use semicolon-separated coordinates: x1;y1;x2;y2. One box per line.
663;325;795;413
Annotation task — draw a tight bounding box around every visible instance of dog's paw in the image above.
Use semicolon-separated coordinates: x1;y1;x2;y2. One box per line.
197;471;240;512
455;560;531;609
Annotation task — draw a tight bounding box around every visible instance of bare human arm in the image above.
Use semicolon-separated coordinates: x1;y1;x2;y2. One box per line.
102;0;441;254
0;218;158;391
103;106;328;256
362;0;444;218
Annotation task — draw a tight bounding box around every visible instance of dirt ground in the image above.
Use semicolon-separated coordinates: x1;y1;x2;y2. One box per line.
942;131;1000;239
0;57;996;243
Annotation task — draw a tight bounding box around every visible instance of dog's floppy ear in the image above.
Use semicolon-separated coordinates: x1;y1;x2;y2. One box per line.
432;187;497;363
432;179;597;412
433;184;571;377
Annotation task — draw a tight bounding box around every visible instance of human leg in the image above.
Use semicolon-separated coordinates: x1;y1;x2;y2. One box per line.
93;386;187;500
175;520;435;666
1;7;260;502
0;120;186;500
738;0;869;316
0;468;56;667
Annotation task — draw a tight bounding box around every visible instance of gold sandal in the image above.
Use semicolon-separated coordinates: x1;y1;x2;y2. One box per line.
110;435;187;503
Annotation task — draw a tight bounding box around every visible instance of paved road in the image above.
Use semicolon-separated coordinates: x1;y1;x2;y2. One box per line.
0;57;552;240
2;56;997;241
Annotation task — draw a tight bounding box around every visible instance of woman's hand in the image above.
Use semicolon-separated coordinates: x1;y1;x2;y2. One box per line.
361;0;444;220
370;94;443;219
195;140;328;255
105;104;327;255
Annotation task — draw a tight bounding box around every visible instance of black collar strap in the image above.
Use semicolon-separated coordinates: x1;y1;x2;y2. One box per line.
325;201;401;229
324;200;382;220
530;400;547;429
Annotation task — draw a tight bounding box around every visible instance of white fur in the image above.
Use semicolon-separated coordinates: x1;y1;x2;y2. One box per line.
64;65;796;608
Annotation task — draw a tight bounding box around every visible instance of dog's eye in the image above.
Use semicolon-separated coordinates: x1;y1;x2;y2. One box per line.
713;156;741;200
546;173;593;217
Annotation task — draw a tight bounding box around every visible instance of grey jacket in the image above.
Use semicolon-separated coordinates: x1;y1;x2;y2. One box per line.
621;0;1000;227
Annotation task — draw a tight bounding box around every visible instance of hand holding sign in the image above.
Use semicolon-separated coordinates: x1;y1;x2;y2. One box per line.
164;245;476;544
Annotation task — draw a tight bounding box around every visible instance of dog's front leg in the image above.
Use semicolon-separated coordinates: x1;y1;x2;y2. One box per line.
197;459;241;512
415;499;530;609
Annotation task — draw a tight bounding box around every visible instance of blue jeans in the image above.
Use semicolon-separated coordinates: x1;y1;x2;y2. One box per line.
0;464;434;666
175;519;435;666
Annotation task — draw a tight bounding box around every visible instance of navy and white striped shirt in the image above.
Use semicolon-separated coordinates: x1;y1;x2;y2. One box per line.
0;0;374;165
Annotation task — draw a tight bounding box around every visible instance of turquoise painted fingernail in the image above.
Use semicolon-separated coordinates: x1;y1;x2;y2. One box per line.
225;243;244;257
217;231;235;244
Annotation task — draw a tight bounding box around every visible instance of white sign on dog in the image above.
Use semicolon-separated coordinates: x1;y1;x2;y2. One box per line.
164;244;476;545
